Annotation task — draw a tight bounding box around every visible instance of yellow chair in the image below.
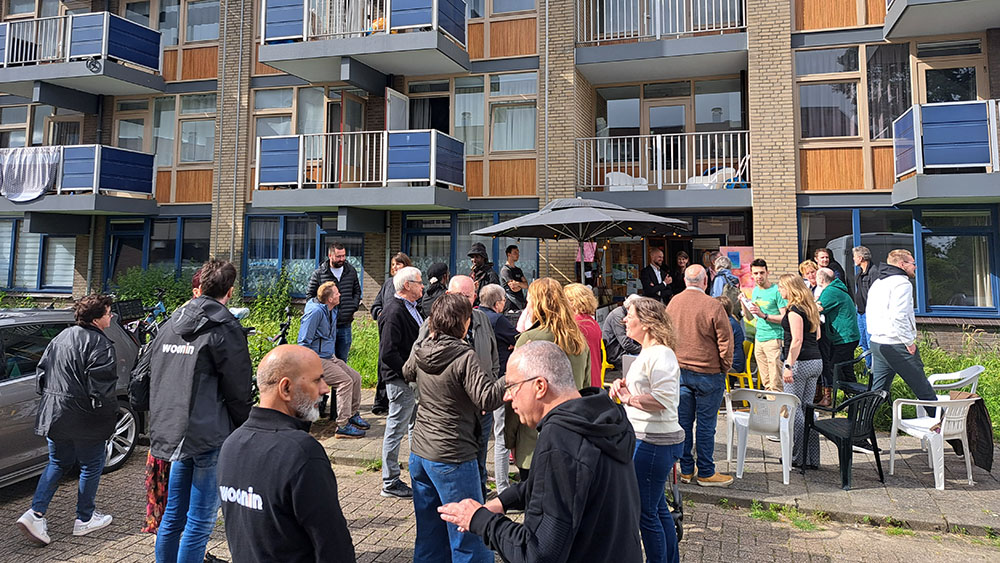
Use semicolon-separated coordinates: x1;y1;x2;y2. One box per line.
600;339;615;388
726;340;756;393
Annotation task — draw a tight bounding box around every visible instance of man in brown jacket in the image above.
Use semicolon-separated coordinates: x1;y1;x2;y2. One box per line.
665;264;734;487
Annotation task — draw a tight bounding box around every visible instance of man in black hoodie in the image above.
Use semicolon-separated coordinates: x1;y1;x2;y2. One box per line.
439;341;643;563
149;260;253;563
218;345;355;563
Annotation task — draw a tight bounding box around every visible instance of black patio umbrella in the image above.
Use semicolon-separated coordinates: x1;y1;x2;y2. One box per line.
470;198;689;281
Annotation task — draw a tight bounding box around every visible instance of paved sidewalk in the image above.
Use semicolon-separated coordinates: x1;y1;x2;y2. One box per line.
320;390;1000;534
3;451;999;562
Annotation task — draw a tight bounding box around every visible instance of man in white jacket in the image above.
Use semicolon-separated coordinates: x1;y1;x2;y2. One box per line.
866;249;936;412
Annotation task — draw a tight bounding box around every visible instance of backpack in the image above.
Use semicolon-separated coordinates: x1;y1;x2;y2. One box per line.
128;341;154;411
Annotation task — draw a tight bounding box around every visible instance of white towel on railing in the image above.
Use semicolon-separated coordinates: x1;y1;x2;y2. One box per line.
0;146;61;202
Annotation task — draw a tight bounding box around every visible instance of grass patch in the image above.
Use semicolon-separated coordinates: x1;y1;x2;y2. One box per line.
347;318;379;388
784;507;820;531
886;527;915;537
362;458;382;473
749;500;781;522
717;498;730;509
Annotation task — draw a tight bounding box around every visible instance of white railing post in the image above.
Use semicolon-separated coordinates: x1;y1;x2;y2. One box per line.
429;130;437;186
260;0;267;44
989;99;999;174
102;12;110;60
432;0;439;32
93;144;102;194
297;135;305;189
302;0;309;40
254;137;261;190
913;104;924;175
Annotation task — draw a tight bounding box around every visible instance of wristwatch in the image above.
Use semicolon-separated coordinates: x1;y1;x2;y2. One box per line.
783;362;794;370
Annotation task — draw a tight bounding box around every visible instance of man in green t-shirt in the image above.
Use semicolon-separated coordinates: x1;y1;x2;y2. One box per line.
742;259;787;391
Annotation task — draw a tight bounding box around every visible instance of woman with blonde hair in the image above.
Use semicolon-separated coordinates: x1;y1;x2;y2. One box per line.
563;283;602;388
798;260;820;298
610;296;683;563
777;274;823;470
505;278;590;478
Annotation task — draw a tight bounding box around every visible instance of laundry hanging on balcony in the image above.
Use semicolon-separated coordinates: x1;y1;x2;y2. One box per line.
0;146;61;202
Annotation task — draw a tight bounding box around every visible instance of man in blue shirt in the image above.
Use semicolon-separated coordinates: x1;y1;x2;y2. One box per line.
298;281;370;439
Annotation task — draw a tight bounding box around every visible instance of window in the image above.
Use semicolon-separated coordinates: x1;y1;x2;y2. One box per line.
799;209;854;269
454;77;484;155
795;47;859;76
185;0;219;41
490;73;537;97
8;0;36;15
694;78;742;132
122;0;216;46
125;1;151;26
118;118;146;152
1;323;71;382
104;218;211;287
153;97;176;166
245;217;281;294
251;86;325;162
799;83;858;138
866;44;910;140
467;0;483;18
283;217;317;291
179;120;214;162
595;86;640;138
490;103;535;151
297;88;324;135
644;81;690;99
159;0;180;45
0;220;75;291
493;0;533;13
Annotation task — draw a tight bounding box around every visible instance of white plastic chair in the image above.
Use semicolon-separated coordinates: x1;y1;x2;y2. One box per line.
889;397;977;490
917;365;983;417
725;389;800;485
605;172;647;191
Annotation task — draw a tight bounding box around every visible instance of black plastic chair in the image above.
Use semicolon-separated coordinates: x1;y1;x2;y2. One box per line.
829;350;873;410
802;390;888;490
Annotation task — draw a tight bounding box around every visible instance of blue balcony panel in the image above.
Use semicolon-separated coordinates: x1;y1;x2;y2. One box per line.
258;137;302;185
884;0;1000;40
264;0;305;40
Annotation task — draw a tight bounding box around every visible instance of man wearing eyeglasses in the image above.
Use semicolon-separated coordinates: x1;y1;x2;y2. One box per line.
867;249;936;412
438;341;643;563
377;266;425;499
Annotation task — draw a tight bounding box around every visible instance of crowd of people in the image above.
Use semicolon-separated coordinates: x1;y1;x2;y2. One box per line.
14;240;933;563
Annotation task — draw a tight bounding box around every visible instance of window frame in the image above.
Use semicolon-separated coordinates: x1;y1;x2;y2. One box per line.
3;0;62;20
103;216;212;288
0;219;75;293
119;0;220;47
796;205;1000;317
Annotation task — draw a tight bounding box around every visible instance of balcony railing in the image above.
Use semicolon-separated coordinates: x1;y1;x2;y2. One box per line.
577;0;745;46
0;12;161;72
261;0;466;48
0;145;154;201
892;100;999;180
256;129;465;190
576;130;750;191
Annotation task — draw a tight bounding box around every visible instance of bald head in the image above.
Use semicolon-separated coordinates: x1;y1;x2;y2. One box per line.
684;264;708;289
448;275;477;305
257;345;328;421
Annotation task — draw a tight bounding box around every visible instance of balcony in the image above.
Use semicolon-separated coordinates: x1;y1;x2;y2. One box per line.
0;145;158;216
575;0;747;85
0;13;164;112
884;0;1000;40
253;129;469;211
891;100;999;205
575;130;751;211
259;0;469;83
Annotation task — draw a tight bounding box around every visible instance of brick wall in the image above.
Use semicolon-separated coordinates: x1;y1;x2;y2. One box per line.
361;232;387;313
209;0;254;273
746;0;799;275
919;321;1000;354
72;217;106;297
988;29;1000;99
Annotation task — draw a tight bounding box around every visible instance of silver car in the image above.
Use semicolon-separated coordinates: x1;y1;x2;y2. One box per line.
0;309;140;488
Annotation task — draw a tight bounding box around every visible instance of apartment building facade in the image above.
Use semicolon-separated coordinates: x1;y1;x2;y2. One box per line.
0;0;997;341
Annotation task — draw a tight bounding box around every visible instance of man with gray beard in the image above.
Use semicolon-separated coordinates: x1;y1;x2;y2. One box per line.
217;345;355;562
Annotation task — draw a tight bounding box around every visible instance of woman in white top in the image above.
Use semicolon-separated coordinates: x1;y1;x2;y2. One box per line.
609;296;683;563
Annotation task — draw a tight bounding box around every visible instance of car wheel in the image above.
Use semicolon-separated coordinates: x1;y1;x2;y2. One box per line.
104;401;138;473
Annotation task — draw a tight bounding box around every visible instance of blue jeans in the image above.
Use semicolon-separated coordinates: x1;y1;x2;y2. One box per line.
476;411;493;498
858;313;872;368
409;454;492;563
678;369;726;477
383;380;416;487
335;324;353;362
634;440;683;563
31;439;106;521
155;449;221;563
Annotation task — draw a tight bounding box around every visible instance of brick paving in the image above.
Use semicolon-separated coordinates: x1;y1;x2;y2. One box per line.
3;446;999;562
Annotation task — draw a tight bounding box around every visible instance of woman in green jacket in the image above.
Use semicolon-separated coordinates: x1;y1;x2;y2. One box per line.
505;277;591;478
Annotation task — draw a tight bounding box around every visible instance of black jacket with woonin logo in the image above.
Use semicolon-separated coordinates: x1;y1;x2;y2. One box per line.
148;295;252;461
218;407;356;563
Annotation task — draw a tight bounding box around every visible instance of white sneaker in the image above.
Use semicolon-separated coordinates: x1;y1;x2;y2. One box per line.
16;509;50;546
73;511;112;536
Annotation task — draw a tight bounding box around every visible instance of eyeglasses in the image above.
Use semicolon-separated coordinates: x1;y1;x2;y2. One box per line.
503;376;541;394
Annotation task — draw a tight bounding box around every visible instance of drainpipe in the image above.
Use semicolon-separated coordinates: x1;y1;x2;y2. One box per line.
214;0;229;259
543;0;550;274
230;0;247;260
86;215;95;294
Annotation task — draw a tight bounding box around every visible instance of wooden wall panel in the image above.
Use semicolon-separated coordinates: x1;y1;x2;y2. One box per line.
155;170;172;202
795;0;856;31
489;159;536;196
181;46;219;80
866;0;886;25
162;50;178;82
800;148;863;190
466;160;484;197
468;23;485;60
253;44;282;75
175;169;214;202
490;18;537;58
872;146;895;190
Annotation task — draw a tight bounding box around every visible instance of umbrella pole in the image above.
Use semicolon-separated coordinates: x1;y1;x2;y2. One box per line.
579;240;585;284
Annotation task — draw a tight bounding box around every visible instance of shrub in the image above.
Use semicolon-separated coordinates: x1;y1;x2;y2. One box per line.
110;266;194;311
347;317;379;388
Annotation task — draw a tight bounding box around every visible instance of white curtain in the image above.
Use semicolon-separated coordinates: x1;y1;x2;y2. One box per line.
0;146;61;202
491;104;536;151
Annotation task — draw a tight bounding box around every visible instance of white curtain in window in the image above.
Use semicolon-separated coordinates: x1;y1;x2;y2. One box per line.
973;235;991;306
186;0;219;42
13;229;40;288
0;223;11;286
42;237;74;288
491;104;536;151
